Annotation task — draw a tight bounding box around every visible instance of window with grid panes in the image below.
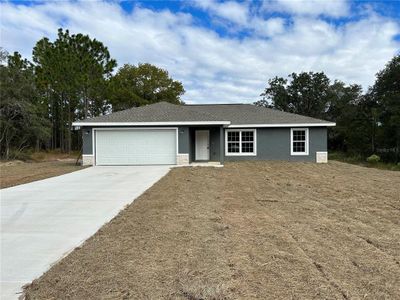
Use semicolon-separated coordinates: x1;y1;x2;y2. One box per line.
291;129;308;155
226;130;255;155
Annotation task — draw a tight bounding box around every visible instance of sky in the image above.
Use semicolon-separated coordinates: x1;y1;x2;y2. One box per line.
1;0;399;104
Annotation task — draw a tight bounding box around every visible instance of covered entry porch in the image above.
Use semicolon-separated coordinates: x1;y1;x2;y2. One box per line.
187;126;224;165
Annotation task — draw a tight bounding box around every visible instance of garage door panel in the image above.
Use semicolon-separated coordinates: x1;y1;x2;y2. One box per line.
95;129;176;165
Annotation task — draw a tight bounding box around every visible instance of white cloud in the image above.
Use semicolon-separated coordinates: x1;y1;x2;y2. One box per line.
251;17;286;37
192;0;249;25
0;1;399;104
190;0;287;38
262;0;350;17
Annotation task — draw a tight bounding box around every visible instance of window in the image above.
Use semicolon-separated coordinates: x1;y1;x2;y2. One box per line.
227;131;240;153
291;128;309;155
226;129;256;156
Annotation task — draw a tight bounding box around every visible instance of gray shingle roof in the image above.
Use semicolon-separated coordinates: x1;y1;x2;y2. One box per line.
75;102;228;123
73;101;334;126
184;104;331;125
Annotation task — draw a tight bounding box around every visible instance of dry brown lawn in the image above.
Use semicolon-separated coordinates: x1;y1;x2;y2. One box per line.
24;161;400;299
0;160;85;189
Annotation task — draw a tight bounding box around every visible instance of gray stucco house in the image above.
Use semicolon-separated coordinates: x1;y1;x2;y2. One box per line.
72;102;335;166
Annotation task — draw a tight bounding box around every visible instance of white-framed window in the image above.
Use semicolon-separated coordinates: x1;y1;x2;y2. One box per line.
291;128;309;155
225;129;257;156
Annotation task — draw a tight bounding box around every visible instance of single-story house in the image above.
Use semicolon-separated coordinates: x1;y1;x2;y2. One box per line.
72;102;335;166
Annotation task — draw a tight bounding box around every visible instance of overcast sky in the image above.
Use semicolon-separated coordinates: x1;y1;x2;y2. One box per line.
1;0;399;103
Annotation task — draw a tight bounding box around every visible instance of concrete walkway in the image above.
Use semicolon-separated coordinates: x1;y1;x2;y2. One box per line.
0;166;171;299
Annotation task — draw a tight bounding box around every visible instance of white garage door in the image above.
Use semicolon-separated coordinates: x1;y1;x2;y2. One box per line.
95;129;177;165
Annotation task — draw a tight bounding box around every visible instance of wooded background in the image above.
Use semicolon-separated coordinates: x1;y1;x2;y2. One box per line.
1;28;399;163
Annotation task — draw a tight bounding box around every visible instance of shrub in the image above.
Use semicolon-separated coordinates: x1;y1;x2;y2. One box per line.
30;151;46;161
366;154;380;163
8;149;32;161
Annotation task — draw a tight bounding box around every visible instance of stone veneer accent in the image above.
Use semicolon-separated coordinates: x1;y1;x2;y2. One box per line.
316;151;328;163
82;155;94;166
177;153;189;165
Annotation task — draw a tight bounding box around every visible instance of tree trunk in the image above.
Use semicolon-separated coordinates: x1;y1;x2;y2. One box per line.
60;92;65;152
52;91;55;150
371;117;375;154
53;101;57;150
67;99;72;153
84;88;88;119
397;128;400;163
5;142;9;160
5;132;11;160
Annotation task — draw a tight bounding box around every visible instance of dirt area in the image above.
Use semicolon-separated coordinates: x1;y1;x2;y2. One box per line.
24;161;400;299
0;160;85;189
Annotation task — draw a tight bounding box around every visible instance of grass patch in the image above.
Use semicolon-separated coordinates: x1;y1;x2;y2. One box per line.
329;151;400;171
5;148;81;162
23;161;400;299
0;149;85;188
29;149;80;162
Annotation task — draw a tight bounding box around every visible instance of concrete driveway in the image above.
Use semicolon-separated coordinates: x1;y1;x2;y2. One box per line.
1;166;171;299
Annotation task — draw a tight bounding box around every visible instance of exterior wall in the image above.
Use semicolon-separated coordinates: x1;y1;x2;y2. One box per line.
178;126;189;154
224;127;327;162
177;126;190;165
82;127;93;155
81;127;94;165
209;127;221;161
81;125;328;165
189;129;195;162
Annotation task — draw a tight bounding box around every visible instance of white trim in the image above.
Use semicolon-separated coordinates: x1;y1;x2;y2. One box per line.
92;127;179;166
92;127;95;161
73;121;230;126
74;121;335;127
228;123;335;128
290;128;309;156
225;129;257;156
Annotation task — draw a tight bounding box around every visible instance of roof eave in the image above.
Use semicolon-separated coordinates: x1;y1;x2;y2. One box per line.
72;121;231;127
226;122;336;128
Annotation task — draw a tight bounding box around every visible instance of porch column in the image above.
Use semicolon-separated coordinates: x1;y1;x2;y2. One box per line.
219;126;225;164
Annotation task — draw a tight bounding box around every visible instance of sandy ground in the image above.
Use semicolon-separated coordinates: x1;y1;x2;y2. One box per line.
24;161;400;299
0;160;85;189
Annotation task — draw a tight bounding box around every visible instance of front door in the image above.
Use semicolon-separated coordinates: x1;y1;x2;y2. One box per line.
195;130;210;160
